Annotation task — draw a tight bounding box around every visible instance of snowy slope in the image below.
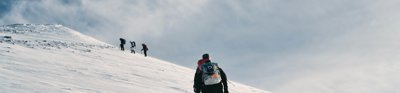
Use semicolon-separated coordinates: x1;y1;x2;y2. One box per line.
0;24;270;93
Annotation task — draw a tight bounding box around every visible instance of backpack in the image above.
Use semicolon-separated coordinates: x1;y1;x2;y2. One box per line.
201;62;222;85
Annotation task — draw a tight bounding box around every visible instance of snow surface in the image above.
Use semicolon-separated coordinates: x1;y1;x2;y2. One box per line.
0;24;270;93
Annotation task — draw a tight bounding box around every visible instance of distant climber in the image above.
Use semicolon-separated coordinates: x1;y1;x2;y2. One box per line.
193;54;229;93
119;38;126;51
130;41;136;53
141;43;148;57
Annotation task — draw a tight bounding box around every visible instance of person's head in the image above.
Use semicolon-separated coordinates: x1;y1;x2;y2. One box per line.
202;53;209;59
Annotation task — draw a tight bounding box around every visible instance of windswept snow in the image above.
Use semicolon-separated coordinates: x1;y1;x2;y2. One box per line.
0;24;108;45
0;24;270;93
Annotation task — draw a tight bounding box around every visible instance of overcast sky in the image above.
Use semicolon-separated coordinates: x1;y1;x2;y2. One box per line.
1;0;400;93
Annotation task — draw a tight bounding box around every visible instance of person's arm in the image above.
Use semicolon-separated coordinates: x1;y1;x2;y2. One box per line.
193;68;202;93
219;68;229;93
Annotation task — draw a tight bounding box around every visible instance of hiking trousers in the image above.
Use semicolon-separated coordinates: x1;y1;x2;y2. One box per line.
202;83;223;93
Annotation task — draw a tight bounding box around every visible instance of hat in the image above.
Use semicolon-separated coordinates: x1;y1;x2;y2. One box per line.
202;53;209;59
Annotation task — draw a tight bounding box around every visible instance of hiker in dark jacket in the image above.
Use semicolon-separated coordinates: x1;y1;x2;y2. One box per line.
119;38;126;51
130;41;136;53
141;43;148;57
194;54;229;93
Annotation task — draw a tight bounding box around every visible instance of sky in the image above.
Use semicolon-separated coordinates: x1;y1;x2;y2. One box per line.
1;0;400;93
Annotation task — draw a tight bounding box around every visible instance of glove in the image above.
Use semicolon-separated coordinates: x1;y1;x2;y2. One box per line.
224;88;229;93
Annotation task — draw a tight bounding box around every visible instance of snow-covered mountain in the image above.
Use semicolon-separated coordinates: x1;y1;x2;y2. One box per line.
0;24;270;93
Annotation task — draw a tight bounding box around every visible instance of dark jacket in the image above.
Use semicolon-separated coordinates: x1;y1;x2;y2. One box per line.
141;44;148;51
130;41;136;48
194;62;228;93
120;38;126;44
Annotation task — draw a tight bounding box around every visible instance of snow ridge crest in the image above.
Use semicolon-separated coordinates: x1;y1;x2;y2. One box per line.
0;24;113;53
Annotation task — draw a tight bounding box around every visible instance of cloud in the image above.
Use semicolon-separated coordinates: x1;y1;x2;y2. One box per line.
0;0;208;44
0;0;16;17
2;0;400;93
244;1;400;92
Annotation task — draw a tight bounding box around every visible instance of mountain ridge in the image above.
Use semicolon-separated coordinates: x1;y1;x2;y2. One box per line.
0;24;270;93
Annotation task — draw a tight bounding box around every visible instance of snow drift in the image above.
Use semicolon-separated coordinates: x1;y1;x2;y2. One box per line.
0;24;270;93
